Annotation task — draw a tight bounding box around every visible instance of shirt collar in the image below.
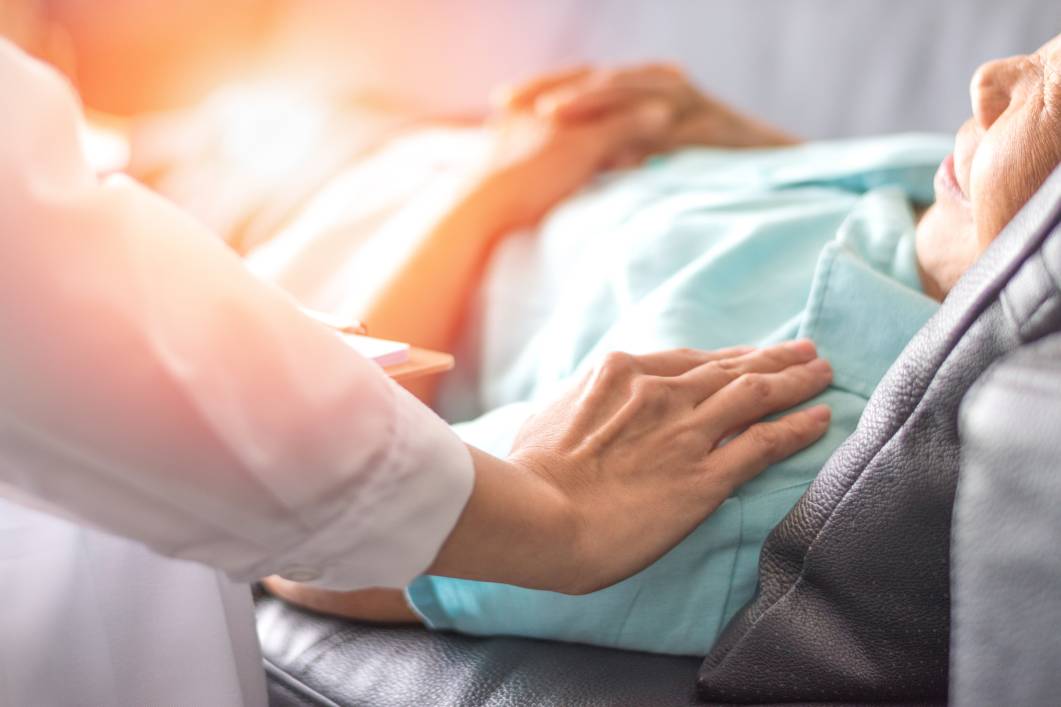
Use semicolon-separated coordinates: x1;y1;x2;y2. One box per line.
797;193;940;398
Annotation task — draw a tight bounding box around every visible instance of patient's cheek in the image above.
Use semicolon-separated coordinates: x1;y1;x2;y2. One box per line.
972;157;1030;247
915;205;978;300
973;128;1061;247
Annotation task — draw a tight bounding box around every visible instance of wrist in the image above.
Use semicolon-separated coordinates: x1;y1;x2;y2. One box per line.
451;167;524;238
428;446;581;592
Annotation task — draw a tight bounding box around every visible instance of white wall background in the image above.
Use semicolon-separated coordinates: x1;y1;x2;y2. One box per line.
275;0;1061;138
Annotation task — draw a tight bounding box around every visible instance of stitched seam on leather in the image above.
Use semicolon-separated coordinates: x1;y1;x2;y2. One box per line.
297;625;365;675
1018;285;1057;340
718;496;744;628
706;216;1061;677
1043;240;1061;289
1000;254;1052;338
263;656;343;707
706;378;953;678
1018;253;1061;340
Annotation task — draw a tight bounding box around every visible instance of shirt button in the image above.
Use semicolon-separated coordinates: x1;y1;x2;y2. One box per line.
279;567;321;582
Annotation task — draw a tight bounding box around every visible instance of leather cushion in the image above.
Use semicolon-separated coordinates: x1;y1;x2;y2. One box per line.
256;593;704;707
950;333;1061;705
698;167;1061;703
256;594;947;706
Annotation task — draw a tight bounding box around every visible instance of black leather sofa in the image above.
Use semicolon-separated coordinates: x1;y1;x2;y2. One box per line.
256;168;1061;706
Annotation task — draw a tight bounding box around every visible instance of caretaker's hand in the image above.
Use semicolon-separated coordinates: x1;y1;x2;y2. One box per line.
429;341;832;595
496;64;799;169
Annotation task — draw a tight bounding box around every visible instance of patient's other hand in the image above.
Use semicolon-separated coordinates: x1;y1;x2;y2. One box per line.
261;577;421;624
496;64;799;169
474;87;672;231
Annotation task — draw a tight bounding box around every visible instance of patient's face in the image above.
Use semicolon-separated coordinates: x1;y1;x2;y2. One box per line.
917;33;1061;300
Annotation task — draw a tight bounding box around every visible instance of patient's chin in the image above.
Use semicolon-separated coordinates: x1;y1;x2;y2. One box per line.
915;205;978;300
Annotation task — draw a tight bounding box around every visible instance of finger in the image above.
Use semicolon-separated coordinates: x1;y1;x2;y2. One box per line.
574;99;674;164
602;145;652;171
630;345;755;377
541;70;691;121
706;404;832;489
676;339;820;402
696;357;833;439
493;66;593;111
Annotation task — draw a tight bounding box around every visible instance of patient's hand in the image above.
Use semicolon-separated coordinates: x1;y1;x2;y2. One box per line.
474;84;673;231
496;64;799;169
262;577;421;624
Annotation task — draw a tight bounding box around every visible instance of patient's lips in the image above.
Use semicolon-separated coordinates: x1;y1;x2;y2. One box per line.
935;153;970;206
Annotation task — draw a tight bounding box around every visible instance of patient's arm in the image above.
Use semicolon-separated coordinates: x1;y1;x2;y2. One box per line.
358;101;673;404
359;63;797;405
262;576;422;624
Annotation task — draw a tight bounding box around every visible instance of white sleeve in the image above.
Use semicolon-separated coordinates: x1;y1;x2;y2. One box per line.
0;40;473;590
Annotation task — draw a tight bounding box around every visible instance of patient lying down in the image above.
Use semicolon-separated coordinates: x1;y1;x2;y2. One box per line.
266;35;1061;655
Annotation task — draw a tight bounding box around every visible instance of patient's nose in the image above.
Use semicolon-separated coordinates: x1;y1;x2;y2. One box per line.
969;58;1015;130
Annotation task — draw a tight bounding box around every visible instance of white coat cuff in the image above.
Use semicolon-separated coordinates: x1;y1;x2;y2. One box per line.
279;381;474;590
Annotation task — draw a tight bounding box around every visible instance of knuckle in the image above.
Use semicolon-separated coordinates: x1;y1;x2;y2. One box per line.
715;357;741;372
661;62;686;78
644;62;685;80
736;372;772;400
767;345;791;362
631;375;668;406
672;425;704;452
756;346;791;369
751;423;783;458
598;351;637;380
672;347;700;361
597;68;620;87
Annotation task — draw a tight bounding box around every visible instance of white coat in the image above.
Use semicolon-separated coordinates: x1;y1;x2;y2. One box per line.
0;39;473;706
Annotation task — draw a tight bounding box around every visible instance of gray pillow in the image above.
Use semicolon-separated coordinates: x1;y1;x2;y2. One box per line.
698;165;1061;703
950;332;1061;705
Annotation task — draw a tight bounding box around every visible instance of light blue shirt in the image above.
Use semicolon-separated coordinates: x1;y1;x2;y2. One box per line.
409;135;950;656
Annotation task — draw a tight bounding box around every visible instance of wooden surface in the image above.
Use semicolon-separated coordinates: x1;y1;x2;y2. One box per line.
384;347;454;381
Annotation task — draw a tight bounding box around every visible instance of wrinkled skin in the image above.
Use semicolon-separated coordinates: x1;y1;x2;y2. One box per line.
917;34;1061;299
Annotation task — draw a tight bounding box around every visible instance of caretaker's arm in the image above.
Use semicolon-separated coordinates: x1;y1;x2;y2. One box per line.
0;41;831;595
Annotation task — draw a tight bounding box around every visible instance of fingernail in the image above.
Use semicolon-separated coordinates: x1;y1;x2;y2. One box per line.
784;339;817;356
807;404;831;423
807;358;832;376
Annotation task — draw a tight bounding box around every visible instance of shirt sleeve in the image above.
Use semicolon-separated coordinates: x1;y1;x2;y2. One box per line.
0;40;473;590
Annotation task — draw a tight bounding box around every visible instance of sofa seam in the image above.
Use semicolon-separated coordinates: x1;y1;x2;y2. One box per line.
704;214;1061;679
263;656;343;707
